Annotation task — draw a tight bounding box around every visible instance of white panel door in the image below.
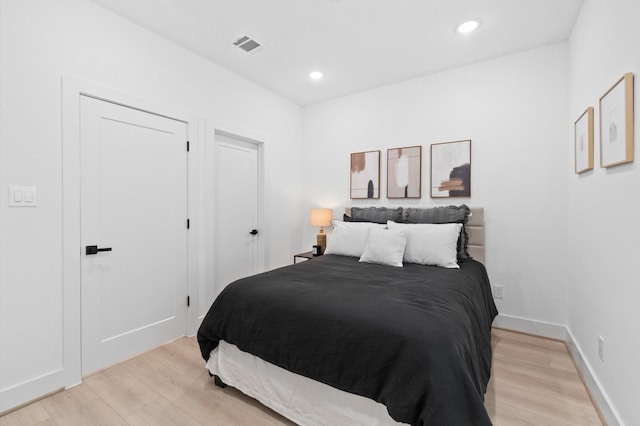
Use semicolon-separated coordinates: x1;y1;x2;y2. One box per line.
80;96;188;375
216;134;259;295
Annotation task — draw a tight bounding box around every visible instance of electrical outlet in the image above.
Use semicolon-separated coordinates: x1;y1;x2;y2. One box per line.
494;285;504;299
598;336;605;362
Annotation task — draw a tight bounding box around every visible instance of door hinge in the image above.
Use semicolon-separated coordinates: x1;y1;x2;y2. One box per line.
186;141;190;152
187;296;190;307
187;219;190;229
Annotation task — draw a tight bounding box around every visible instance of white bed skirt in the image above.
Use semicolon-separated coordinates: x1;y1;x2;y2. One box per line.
207;341;406;426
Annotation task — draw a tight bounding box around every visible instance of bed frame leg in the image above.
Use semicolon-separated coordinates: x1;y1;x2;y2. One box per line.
213;375;227;388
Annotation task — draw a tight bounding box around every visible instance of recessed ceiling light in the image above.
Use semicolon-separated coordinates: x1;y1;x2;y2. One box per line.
309;71;324;80
457;20;480;34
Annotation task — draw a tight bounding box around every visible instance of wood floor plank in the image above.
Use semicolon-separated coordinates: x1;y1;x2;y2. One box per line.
124;398;200;426
0;329;604;425
119;350;199;402
39;383;127;426
488;330;602;425
172;379;293;426
0;402;49;426
84;363;163;418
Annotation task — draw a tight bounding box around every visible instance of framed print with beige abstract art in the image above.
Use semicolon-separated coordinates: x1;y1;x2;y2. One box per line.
387;146;421;198
430;140;471;198
600;72;634;168
350;150;380;199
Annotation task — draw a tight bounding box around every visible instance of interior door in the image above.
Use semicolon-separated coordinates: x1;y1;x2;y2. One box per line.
215;133;260;295
80;95;188;375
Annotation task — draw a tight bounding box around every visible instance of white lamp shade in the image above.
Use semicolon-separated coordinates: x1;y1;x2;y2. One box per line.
310;208;332;227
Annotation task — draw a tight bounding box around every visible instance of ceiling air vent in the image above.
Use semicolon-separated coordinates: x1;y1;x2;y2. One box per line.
233;35;266;55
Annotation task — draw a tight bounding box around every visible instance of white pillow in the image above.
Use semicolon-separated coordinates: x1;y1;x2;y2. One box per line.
387;221;462;268
359;227;407;267
324;221;385;257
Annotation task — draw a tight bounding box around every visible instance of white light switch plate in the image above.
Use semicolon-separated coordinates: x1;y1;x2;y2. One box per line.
9;186;37;207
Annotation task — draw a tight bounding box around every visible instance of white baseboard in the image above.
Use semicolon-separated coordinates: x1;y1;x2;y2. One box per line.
495;314;622;426
565;329;622;426
0;369;64;414
493;314;567;340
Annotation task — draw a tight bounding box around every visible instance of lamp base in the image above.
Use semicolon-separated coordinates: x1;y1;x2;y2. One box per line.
316;231;327;254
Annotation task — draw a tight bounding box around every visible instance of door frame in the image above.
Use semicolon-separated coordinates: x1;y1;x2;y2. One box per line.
215;130;265;293
61;76;199;387
197;121;266;325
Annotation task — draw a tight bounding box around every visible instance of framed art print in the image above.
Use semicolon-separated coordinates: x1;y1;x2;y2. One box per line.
430;140;471;198
387;146;421;198
600;72;634;168
574;107;594;174
350;150;380;199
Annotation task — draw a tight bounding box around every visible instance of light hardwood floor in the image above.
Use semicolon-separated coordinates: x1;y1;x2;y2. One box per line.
0;328;603;426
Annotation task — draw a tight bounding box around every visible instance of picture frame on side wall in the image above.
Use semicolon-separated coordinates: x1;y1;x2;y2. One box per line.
574;107;594;174
430;139;471;198
387;145;422;198
599;72;634;168
350;150;380;199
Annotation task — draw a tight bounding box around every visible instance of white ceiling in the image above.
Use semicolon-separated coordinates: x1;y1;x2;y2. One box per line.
88;0;585;106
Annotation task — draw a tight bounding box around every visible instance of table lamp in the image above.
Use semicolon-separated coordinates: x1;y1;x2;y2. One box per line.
309;208;332;254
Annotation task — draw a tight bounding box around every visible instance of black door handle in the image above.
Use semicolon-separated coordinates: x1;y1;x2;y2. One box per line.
86;245;113;255
249;229;258;235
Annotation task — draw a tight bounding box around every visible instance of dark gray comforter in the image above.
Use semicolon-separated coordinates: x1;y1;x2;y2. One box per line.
198;254;498;425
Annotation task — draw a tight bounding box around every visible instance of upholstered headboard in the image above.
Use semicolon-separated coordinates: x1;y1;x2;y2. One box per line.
466;207;485;264
344;207;485;264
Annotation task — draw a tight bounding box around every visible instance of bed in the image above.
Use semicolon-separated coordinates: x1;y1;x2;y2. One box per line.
197;206;497;425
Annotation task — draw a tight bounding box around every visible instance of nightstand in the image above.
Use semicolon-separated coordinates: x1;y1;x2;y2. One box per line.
293;251;315;264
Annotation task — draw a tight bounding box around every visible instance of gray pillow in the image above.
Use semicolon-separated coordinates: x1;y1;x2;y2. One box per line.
405;205;472;259
350;207;403;224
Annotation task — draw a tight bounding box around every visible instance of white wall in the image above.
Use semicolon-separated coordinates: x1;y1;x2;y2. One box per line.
568;1;640;424
302;43;570;330
0;0;303;412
